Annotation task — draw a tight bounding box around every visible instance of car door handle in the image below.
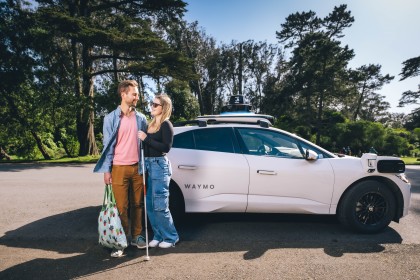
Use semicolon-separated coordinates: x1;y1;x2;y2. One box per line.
257;170;277;175
178;165;197;170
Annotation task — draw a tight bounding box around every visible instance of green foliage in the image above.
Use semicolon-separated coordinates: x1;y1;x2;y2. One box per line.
1;2;417;159
384;130;410;156
413;128;420;141
164;79;200;121
330;121;384;155
10;132;40;160
398;55;419;114
401;157;420;165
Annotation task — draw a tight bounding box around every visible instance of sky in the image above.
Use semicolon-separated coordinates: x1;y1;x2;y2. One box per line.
183;0;420;114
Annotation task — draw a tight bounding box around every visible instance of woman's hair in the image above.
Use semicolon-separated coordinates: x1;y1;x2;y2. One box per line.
149;93;172;131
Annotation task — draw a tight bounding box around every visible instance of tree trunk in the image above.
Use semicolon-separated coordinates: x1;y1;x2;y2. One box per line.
183;32;204;115
315;89;324;145
315;62;327;145
238;43;243;96
77;77;99;156
0;146;11;160
4;95;52;160
77;45;99;156
353;81;367;121
30;130;52;160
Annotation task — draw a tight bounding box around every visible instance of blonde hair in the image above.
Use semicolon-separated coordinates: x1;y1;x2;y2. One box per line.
149;93;172;131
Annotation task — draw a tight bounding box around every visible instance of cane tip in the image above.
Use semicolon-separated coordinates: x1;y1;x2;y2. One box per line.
144;256;151;261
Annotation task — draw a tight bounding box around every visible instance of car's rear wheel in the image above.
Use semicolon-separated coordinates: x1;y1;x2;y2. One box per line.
169;182;185;225
338;180;395;233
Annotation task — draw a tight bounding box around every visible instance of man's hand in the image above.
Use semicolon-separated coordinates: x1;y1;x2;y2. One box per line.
104;172;112;184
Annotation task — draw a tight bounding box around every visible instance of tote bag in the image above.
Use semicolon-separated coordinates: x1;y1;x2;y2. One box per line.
98;184;128;249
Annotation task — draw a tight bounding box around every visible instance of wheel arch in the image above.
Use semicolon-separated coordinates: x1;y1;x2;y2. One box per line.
169;179;186;219
336;176;404;223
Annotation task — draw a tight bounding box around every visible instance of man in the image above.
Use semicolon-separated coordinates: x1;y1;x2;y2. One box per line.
94;80;148;258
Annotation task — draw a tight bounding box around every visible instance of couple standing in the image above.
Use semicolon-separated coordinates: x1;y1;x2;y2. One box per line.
94;80;179;258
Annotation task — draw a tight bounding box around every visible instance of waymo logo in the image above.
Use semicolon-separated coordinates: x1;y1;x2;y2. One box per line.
184;184;215;189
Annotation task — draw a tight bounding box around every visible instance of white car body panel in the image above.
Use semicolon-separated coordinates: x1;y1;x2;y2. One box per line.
245;155;334;214
327;155;411;215
169;148;249;212
168;123;411;222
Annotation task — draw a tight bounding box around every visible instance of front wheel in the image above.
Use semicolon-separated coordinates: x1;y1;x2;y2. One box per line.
338;180;396;233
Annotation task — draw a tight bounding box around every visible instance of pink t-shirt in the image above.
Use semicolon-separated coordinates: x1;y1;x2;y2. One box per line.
113;112;139;165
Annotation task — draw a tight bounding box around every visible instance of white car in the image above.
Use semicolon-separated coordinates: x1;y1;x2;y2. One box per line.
167;115;411;233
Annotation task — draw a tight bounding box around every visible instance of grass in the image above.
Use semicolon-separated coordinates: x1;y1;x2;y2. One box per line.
0;155;99;164
400;157;420;165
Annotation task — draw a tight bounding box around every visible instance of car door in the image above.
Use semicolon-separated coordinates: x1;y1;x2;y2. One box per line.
235;127;335;214
168;127;250;213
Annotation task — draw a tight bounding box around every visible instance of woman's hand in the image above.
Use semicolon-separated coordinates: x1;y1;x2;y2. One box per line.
138;131;147;141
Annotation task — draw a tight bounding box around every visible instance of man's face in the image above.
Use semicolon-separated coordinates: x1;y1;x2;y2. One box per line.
122;86;139;108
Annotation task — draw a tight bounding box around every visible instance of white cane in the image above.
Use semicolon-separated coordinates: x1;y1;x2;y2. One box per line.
141;141;150;261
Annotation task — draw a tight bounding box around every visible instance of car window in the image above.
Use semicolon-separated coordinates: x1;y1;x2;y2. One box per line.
298;141;328;159
173;130;194;149
236;128;304;159
173;127;237;153
194;128;236;153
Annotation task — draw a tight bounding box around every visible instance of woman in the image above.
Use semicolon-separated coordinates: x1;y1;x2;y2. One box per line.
138;93;179;248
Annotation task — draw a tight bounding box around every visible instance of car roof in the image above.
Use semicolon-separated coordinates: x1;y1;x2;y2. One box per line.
197;113;274;124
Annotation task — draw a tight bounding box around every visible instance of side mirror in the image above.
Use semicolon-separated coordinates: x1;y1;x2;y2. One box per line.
305;149;318;161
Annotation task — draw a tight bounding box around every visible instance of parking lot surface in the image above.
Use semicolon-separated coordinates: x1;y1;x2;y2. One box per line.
1;163;420;279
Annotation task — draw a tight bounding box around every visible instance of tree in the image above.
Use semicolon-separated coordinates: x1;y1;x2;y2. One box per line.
276;5;355;144
166;20;219;115
0;1;55;159
32;0;191;156
383;129;410;156
242;41;279;113
398;56;420;108
164;79;200;121
349;64;393;121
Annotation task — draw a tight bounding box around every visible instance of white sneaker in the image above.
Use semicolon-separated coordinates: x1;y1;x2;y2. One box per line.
149;240;160;248
158;240;178;248
110;249;124;258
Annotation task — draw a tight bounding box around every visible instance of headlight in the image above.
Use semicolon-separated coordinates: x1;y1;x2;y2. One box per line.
396;173;409;183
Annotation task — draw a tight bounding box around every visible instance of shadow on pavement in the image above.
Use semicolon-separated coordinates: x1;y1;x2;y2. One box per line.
0;208;403;279
175;213;402;259
0;206;147;279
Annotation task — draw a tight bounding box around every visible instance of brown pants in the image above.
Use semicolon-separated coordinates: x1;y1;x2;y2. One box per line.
111;164;144;238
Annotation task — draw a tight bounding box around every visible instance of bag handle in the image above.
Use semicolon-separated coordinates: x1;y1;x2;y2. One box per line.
102;184;117;209
108;184;117;204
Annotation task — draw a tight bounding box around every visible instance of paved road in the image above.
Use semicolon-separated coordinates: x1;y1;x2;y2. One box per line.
0;163;420;280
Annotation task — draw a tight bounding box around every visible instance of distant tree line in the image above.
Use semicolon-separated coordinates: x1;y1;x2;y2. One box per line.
1;1;419;159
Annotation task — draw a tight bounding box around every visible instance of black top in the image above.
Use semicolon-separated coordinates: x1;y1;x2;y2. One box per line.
143;120;174;157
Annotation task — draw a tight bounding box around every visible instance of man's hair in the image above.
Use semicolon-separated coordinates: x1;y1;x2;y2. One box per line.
118;80;138;97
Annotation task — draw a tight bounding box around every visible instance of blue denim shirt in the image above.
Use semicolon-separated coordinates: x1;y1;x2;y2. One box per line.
93;106;148;174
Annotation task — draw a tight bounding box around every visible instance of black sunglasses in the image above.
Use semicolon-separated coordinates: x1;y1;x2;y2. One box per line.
150;102;162;108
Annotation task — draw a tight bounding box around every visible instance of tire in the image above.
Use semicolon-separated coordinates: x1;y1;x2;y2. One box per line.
337;180;396;233
169;182;185;225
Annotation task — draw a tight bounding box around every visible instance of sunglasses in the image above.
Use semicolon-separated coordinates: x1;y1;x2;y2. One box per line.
150;102;162;108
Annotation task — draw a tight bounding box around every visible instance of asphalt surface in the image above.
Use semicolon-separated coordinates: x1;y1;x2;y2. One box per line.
0;163;420;280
